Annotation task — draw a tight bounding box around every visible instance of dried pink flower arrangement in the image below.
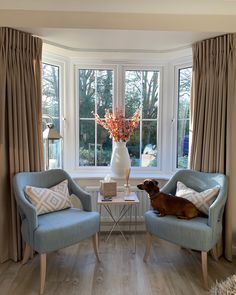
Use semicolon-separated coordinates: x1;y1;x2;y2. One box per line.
93;108;140;142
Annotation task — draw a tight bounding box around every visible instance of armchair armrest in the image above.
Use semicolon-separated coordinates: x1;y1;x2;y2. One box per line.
13;177;38;229
13;177;38;245
161;175;178;195
208;189;227;229
208;173;228;230
68;179;92;211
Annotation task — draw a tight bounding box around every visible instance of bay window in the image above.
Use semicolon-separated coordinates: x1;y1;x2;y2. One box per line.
42;55;192;175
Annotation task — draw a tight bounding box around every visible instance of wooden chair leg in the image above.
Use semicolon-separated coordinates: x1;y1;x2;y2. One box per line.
201;251;209;290
210;244;219;261
22;243;31;265
92;233;101;262
143;232;152;262
40;254;46;295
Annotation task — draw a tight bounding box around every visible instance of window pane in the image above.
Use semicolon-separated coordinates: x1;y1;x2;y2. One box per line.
79;69;95;118
177;119;189;169
79;120;95;166
42;63;60;132
127;130;140;167
125;69;159;167
125;71;142;117
178;68;191;120
142;121;157;167
142;71;159;119
97;70;113;117
125;70;159;119
177;67;192;169
97;125;112;166
78;68;114;167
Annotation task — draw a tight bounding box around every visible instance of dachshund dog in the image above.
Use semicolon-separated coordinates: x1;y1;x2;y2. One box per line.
137;179;198;219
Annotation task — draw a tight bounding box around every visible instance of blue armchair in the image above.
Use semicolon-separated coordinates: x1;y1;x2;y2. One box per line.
13;169;100;294
143;169;228;288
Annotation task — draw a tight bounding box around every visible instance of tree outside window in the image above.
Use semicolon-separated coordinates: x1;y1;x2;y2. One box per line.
125;70;159;168
42;63;61;169
78;69;113;166
42;63;60;132
177;67;192;168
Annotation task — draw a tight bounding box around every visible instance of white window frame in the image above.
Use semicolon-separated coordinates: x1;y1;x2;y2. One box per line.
75;64;118;170
42;55;66;169
172;61;193;172
121;65;163;172
74;64;164;174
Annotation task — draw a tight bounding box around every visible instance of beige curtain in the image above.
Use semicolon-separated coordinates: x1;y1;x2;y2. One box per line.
190;34;236;261
0;27;44;262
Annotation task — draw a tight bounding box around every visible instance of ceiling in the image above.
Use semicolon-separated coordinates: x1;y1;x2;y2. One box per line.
0;0;235;52
1;0;236;14
26;29;222;52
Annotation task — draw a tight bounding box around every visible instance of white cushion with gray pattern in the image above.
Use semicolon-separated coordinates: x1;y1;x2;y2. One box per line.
24;179;72;215
176;181;220;215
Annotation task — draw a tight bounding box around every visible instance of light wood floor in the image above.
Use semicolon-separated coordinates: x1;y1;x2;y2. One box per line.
0;233;235;295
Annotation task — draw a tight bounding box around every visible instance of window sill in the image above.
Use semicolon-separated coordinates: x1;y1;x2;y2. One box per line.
68;169;172;181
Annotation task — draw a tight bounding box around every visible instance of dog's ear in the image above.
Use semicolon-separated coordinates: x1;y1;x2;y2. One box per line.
151;179;159;186
145;180;155;189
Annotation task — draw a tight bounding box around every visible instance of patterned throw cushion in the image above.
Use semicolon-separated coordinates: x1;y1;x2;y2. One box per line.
24;179;72;215
176;181;220;215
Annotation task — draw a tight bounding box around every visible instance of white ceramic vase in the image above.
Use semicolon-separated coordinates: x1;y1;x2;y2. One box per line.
110;141;131;178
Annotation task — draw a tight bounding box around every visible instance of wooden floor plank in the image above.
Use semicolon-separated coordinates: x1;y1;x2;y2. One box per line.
0;233;235;295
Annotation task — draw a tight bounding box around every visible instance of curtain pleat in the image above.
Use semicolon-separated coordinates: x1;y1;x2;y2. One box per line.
190;34;236;260
0;27;44;262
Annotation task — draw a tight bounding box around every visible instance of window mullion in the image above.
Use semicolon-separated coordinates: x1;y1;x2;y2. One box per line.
94;70;98;167
139;72;143;168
